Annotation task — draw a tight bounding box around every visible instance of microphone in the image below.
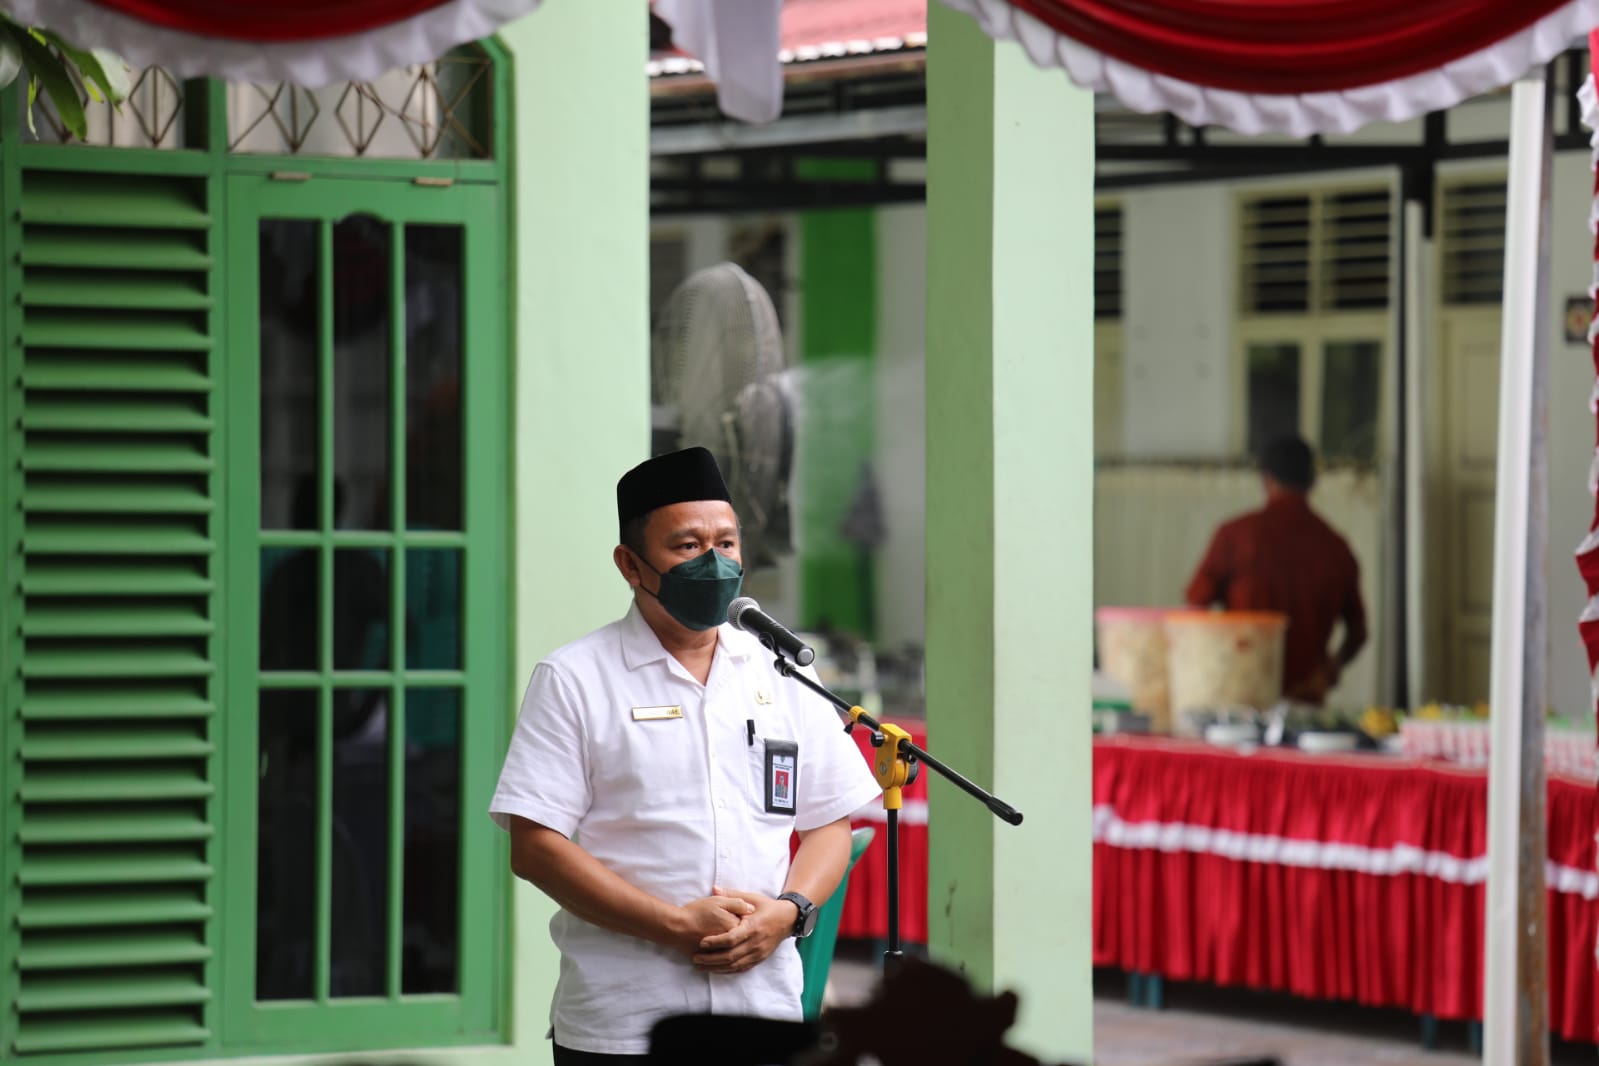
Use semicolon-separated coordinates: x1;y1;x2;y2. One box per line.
727;597;815;667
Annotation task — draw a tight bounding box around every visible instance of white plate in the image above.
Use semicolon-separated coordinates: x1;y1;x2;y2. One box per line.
1205;722;1259;746
1298;732;1359;753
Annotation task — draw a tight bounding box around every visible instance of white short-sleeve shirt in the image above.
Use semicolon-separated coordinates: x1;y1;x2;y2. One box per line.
489;603;883;1055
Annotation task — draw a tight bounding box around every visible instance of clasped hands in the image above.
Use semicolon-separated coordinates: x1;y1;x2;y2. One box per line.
673;886;795;975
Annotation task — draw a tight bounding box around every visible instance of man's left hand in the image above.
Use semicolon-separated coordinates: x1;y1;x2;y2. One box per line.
690;887;795;974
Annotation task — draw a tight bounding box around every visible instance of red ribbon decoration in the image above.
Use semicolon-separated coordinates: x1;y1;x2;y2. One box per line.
81;0;455;42
1001;0;1573;94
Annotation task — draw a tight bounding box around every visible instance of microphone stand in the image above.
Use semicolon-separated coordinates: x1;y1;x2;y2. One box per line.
767;651;1023;970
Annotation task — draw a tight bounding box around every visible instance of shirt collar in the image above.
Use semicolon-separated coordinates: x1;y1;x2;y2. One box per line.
617;600;757;672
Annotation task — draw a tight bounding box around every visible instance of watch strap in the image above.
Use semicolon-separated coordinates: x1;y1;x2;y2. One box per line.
776;891;817;938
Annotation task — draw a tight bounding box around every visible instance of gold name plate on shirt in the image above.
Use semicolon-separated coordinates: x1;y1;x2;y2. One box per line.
631;705;683;721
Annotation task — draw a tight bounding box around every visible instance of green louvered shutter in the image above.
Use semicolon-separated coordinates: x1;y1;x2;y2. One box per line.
7;165;216;1056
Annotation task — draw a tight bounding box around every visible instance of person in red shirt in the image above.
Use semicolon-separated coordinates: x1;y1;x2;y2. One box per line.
1184;436;1368;704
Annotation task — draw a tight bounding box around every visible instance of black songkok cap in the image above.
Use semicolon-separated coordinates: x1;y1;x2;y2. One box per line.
616;447;732;541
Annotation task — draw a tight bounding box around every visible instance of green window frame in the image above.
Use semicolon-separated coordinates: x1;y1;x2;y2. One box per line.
221;174;508;1054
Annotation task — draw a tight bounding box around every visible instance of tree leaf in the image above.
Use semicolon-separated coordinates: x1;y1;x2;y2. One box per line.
9;25;85;138
90;48;131;102
0;21;42;134
0;32;21;91
39;30;128;104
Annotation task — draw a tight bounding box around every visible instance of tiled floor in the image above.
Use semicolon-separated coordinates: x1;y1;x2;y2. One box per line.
825;953;1595;1065
1090;987;1476;1066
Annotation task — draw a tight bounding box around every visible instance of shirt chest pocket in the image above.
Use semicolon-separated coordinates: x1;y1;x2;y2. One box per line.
597;709;705;812
746;736;799;819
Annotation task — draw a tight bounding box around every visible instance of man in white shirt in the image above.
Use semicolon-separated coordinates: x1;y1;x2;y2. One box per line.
490;447;883;1063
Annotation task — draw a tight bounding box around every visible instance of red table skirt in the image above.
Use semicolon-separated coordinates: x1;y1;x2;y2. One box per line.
1093;736;1599;1042
837;731;1599;1042
838;718;929;944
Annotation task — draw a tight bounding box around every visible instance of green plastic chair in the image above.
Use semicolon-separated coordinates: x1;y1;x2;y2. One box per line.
797;826;876;1020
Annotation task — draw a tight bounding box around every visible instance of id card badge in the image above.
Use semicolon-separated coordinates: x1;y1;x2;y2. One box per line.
764;739;798;814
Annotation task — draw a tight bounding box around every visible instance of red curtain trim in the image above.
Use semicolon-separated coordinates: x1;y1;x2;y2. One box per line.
84;0;455;42
1004;0;1574;94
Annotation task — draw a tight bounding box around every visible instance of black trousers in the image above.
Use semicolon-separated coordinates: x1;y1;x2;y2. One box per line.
552;1045;649;1065
554;1015;818;1065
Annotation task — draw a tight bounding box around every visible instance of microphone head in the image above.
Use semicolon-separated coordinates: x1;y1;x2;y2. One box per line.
727;596;759;629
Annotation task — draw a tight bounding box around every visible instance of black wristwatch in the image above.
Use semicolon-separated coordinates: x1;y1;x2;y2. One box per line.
777;891;818;939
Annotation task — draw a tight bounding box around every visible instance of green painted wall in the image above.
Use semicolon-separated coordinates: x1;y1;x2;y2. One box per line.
924;5;1095;1062
799;209;878;639
500;1;650;1063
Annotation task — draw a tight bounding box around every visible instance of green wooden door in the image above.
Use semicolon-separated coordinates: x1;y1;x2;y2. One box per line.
221;175;507;1052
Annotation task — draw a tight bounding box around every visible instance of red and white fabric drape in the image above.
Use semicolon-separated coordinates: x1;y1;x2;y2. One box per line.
0;0;785;123
1580;31;1599;733
658;0;1599;129
0;0;543;86
10;0;1599;132
939;0;1599;135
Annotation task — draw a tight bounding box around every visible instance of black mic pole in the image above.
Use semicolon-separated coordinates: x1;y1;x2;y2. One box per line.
769;653;1023;970
886;804;901;961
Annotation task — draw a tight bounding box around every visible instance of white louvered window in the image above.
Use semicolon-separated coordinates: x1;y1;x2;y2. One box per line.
1241;194;1312;313
1236;185;1392;465
649;233;689;330
1322;189;1392;311
1095;204;1124;321
1095;200;1125;455
1439;180;1507;306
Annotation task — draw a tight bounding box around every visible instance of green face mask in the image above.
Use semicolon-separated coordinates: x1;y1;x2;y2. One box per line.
634;548;745;631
